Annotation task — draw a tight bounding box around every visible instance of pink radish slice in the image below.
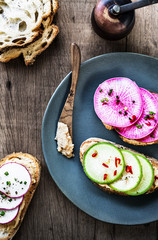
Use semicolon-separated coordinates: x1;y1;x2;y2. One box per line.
0;192;23;210
0;162;31;198
94;77;143;128
116;88;158;139
137;93;158;143
0;207;19;224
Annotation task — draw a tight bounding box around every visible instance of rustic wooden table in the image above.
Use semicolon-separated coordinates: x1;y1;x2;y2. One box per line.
0;0;158;239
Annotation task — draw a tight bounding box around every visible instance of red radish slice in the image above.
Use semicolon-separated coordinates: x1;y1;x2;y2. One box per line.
0;163;31;198
94;77;143;128
138;93;158;143
0;192;23;210
116;88;158;139
0;207;19;224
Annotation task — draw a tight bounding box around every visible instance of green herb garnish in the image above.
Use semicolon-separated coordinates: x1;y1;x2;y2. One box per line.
8;199;12;202
124;111;128;116
0;211;5;216
99;89;102;92
116;95;119;99
6;181;11;186
136;124;143;129
20;181;23;184
150;135;155;138
144;115;149;120
119;111;122;114
116;128;120;132
149;111;155;115
4;172;9;176
24;181;27;185
132;100;135;103
108;89;113;96
101;99;104;102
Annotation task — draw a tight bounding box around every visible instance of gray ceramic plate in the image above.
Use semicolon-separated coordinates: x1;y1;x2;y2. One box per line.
42;53;158;225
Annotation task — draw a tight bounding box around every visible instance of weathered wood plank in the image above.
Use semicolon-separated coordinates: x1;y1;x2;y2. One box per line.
0;0;157;239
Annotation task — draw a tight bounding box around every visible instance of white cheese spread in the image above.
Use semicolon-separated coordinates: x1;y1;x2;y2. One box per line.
55;122;74;158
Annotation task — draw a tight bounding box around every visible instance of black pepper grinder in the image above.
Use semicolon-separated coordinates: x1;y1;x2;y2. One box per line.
91;0;158;40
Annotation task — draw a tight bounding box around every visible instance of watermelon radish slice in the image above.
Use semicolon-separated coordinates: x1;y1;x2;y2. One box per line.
110;150;142;192
94;77;143;128
116;88;158;139
137;93;158;143
0;163;31;198
0;207;19;224
83;142;125;184
0;192;23;210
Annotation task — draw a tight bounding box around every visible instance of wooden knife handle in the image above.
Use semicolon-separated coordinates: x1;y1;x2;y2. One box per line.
59;43;81;137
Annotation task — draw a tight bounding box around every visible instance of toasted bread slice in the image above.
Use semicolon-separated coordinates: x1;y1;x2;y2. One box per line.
0;152;41;240
80;137;158;196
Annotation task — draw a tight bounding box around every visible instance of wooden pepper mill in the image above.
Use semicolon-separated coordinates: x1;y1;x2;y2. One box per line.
91;0;158;40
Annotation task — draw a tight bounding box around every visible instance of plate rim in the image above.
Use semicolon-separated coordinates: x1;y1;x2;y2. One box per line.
41;52;158;225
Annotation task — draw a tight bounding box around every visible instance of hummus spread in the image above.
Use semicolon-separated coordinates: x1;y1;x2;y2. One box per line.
55;122;74;158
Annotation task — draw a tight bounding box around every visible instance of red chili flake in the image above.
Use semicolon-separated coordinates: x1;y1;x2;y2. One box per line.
149;115;154;119
126;165;133;174
130;115;136;123
145;121;151;126
115;157;121;167
103;174;108;180
92;152;97;158
116;99;120;105
102;102;107;105
114;170;117;176
102;163;109;168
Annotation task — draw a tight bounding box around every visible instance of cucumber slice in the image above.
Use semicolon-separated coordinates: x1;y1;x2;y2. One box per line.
126;154;154;195
83;143;125;184
110;150;142;192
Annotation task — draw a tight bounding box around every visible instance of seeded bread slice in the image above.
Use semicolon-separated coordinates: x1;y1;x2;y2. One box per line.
0;152;41;240
80;137;158;196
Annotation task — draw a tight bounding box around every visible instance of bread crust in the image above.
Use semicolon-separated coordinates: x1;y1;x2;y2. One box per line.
0;152;41;240
80;137;158;196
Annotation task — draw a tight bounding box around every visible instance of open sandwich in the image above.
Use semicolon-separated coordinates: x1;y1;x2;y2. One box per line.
94;77;158;145
80;138;158;196
0;152;41;240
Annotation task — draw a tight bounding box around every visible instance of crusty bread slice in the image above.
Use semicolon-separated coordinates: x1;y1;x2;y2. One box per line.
23;24;59;65
0;152;41;240
0;22;59;65
0;0;59;65
80;137;158;196
0;0;52;50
